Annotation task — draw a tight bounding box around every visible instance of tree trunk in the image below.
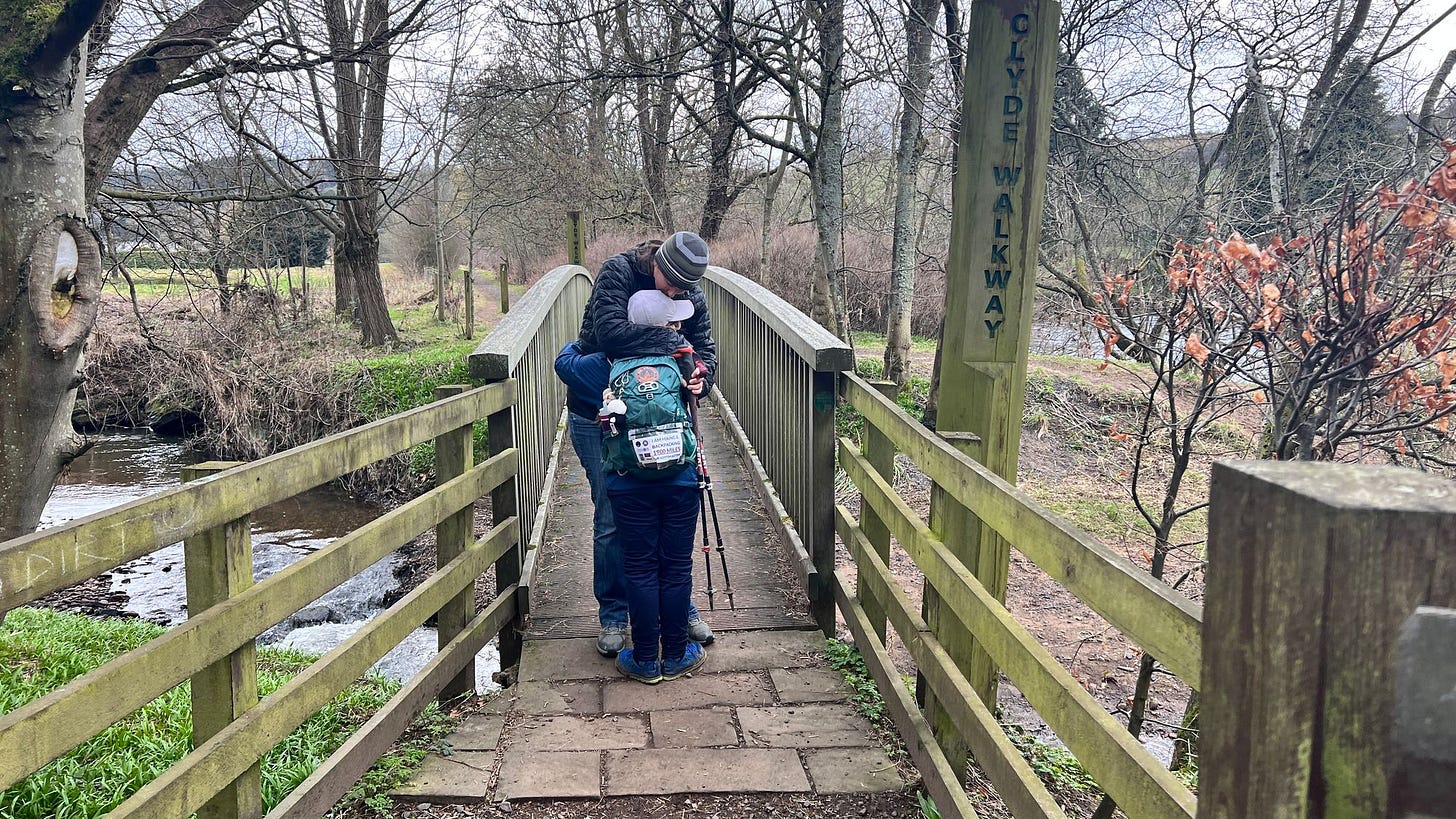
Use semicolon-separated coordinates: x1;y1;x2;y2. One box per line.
0;0;267;539
338;232;396;346
884;0;938;387
1246;54;1286;224
1415;49;1456;174
810;0;849;340
332;239;356;316
924;0;963;428
699;9;737;241
324;0;396;342
760;154;788;281
0;43;105;540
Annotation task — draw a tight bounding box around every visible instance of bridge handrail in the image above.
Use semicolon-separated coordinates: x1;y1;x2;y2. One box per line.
703;266;855;371
700;266;852;631
841;373;1203;686
469;263;593;616
836;369;1200;819
0;383;513;614
0;380;523;816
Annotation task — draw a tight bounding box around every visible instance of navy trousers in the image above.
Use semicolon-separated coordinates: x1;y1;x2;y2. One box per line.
607;484;701;663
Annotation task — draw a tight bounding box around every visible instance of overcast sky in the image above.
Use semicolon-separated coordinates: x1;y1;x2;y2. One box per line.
1410;0;1456;71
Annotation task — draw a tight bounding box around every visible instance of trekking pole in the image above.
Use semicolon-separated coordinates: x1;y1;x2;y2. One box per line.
699;481;716;610
689;394;735;610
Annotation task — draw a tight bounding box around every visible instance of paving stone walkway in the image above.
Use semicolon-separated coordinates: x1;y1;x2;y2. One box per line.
394;404;907;806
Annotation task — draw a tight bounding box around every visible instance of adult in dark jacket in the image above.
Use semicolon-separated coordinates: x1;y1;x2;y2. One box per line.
557;233;719;658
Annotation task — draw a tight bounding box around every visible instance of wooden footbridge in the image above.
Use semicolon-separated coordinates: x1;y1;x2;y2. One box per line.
1;264;1453;818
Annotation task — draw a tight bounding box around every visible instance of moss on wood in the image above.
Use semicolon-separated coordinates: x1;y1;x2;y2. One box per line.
0;0;66;92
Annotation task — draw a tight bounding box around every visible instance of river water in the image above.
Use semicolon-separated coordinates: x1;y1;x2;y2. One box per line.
40;431;500;692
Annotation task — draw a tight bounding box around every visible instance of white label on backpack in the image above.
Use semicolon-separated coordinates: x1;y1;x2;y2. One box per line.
630;427;683;467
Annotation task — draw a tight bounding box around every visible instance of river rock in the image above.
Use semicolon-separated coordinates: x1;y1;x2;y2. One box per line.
293;606;338;627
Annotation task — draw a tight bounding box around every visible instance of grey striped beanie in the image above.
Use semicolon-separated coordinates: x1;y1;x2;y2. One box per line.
655;231;709;289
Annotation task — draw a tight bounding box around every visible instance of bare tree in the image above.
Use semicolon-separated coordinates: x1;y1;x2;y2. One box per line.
1;0;275;539
883;0;941;386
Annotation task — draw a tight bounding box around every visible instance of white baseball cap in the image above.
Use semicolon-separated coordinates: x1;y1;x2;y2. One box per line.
627;289;695;326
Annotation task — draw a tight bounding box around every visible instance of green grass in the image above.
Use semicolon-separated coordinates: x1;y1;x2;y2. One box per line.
852;330;938;353
0;608;454;819
336;336;489;481
837;357;932;442
104;266;336;299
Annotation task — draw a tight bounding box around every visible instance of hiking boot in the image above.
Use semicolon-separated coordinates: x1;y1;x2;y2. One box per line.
687;616;715;645
615;648;662;684
660;642;706;681
597;623;628;657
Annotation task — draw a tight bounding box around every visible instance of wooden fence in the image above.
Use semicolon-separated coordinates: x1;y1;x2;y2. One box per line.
0;380;522;818
834;371;1202;819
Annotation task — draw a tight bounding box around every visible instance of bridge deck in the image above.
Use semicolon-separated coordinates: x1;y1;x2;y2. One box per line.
393;402;915;808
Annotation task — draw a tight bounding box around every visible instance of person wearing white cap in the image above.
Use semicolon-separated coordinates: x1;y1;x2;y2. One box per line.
555;232;718;660
627;288;695;328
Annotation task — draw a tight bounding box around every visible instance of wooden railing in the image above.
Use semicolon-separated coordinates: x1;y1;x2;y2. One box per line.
834;371;1202;819
469;263;593;645
0;381;521;818
700;266;854;631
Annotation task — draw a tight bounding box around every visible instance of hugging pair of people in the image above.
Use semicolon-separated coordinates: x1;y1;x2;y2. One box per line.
554;232;716;685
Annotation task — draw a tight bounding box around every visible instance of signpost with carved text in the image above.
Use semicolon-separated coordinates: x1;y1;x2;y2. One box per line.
921;0;1058;772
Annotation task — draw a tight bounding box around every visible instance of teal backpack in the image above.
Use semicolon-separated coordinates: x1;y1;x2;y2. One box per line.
601;355;698;479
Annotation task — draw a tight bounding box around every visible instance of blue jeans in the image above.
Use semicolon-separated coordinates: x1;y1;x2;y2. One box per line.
567;414;701;627
608;484;700;663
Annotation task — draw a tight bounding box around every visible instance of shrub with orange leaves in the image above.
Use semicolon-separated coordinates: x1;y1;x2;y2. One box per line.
1088;140;1456;464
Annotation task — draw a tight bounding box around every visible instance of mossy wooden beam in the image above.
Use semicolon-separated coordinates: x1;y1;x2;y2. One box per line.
843;374;1201;688
0;449;517;790
1201;462;1456;819
857;380;899;642
829;569;980;819
837;505;1067;819
842;439;1195;819
181;462;261;819
107;518;519;818
0;381;515;613
433;385;476;702
266;586;517;819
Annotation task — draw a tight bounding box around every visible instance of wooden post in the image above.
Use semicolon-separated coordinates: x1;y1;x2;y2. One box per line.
859;380;899;641
1391;606;1456;818
487;389;522;671
932;0;1058;714
434;385;476;701
463;267;475;339
181;461;261;819
919;430;980;780
499;258;510;315
566;210;585;267
809;369;838;635
1202;462;1456;819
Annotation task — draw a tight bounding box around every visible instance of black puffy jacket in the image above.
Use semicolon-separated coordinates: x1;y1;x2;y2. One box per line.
567;244;718;419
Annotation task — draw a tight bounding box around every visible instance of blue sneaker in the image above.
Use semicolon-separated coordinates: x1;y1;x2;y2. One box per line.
660;642;706;681
615;648;662;684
